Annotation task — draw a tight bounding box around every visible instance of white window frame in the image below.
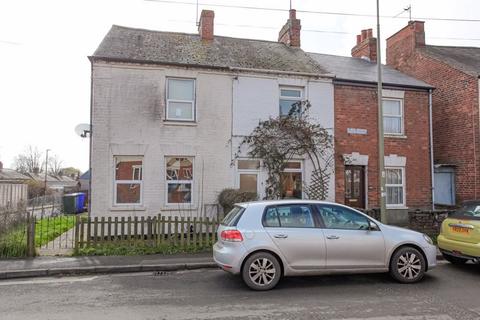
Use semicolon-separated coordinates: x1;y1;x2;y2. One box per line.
385;167;406;208
279;87;303;117
166;78;196;122
113;156;143;206
165;156;194;205
132;165;142;181
236;159;261;194
382;98;404;136
281;160;303;199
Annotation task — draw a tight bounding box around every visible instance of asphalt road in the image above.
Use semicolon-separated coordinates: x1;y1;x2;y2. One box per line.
1;261;479;320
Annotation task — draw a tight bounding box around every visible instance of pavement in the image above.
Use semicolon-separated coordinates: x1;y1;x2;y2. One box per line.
0;249;444;280
1;262;479;320
0;252;216;280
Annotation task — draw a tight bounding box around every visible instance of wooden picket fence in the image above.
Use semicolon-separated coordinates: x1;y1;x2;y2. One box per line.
74;215;219;250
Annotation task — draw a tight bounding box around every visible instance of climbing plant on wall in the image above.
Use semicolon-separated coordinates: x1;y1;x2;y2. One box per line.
236;100;333;200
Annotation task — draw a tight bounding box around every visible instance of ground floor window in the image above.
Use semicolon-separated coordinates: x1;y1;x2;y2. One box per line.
281;161;302;199
386;167;405;207
166;157;193;204
114;156;143;205
237;159;260;194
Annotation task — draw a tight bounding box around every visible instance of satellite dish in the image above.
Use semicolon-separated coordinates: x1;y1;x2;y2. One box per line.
75;123;91;138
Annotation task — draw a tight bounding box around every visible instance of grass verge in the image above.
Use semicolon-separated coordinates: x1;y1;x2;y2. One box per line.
74;243;212;256
35;215;76;247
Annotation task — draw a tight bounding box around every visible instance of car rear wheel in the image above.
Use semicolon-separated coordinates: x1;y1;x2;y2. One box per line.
242;252;281;291
389;247;426;283
443;254;469;265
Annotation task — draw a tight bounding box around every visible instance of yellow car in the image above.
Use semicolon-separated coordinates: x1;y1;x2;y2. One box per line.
438;201;480;264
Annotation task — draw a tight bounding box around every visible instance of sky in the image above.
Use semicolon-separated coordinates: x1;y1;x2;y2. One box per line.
1;0;479;173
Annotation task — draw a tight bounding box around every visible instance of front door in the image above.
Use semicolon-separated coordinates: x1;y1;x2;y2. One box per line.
345;166;365;209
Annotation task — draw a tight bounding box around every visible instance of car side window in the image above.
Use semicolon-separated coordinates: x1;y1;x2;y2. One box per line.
263;205;315;228
264;207;281;227
316;205;369;230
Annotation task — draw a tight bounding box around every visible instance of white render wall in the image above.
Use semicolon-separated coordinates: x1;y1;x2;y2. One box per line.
232;75;335;201
91;62;335;218
91;63;234;217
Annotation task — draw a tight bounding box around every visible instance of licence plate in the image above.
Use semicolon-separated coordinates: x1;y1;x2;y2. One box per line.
451;226;470;234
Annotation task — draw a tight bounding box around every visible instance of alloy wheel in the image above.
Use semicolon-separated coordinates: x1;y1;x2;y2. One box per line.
397;251;422;280
248;258;276;286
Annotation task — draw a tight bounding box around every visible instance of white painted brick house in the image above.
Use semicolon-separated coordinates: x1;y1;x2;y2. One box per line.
89;9;335;218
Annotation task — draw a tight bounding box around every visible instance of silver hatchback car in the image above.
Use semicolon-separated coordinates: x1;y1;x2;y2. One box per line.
213;200;437;290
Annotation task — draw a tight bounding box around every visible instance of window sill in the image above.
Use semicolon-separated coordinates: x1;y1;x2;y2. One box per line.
110;206;147;212
163;120;197;127
161;205;198;211
385;135;407;139
386;206;409;210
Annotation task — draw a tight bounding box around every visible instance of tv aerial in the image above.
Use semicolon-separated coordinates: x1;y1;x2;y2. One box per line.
75;123;91;138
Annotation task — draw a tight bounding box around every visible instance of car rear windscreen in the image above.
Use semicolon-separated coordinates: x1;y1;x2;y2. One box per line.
450;203;480;220
221;206;245;226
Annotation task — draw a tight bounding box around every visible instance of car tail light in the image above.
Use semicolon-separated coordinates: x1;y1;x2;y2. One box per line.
221;230;243;242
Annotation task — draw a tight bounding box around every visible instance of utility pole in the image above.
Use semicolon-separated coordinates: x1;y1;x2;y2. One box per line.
376;0;387;223
44;149;50;195
41;149;50;216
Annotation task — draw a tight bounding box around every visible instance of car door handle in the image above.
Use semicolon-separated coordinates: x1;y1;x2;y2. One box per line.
326;235;340;240
274;234;288;239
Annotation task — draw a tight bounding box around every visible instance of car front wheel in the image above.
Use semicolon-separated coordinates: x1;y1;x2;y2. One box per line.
242;252;281;291
389;247;426;283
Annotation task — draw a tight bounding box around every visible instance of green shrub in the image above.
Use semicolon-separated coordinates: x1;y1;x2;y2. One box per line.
0;227;28;258
217;188;257;217
74;243;211;256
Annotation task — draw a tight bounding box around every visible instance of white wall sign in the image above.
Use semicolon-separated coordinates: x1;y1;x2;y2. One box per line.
347;128;368;135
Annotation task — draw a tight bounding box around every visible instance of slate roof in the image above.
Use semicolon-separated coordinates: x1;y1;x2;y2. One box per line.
422;45;480;77
79;170;90;180
92;25;329;75
0;169;30;182
308;53;433;89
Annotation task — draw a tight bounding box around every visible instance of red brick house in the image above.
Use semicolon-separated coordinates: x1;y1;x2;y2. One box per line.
309;29;434;224
386;21;480;206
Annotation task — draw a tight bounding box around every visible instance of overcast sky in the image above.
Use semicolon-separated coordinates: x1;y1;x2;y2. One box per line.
1;0;479;172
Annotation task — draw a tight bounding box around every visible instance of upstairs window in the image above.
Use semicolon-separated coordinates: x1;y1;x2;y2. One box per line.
166;78;195;121
279;88;302;117
383;98;404;135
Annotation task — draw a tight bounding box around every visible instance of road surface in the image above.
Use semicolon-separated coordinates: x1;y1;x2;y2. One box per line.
1;261;479;320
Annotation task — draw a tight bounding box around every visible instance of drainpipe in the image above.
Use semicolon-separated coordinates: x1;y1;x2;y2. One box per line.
429;89;435;210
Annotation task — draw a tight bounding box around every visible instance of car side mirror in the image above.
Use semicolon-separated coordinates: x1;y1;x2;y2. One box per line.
368;220;380;231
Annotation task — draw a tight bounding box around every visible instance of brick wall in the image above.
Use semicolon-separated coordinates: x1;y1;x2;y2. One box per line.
334;84;432;209
387;24;480;203
408;210;450;237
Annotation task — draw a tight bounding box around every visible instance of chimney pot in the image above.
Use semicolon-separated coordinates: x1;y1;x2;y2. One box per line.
198;9;214;41
356;34;361;45
361;29;368;41
289;9;297;19
367;28;373;39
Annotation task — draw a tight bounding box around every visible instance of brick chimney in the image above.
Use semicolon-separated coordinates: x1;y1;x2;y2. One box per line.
351;28;377;62
386;21;425;67
278;9;301;47
198;10;214;41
